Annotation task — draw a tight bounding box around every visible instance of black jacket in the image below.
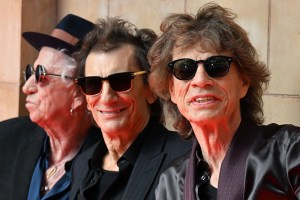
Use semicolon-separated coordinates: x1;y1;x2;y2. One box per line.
0;116;101;200
155;120;300;200
69;118;192;200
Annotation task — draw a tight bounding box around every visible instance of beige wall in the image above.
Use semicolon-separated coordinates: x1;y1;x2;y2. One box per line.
0;0;299;126
0;0;22;120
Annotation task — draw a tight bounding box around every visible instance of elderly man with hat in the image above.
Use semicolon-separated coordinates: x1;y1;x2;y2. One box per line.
0;14;100;200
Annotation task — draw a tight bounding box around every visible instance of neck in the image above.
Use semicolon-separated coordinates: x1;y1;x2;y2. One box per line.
45;113;91;164
191;117;241;187
101;115;150;171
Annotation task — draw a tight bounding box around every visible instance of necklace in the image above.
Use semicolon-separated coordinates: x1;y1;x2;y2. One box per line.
41;162;66;194
41;185;50;193
46;166;57;179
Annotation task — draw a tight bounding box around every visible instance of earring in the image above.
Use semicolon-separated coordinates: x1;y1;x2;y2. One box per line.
70;108;77;116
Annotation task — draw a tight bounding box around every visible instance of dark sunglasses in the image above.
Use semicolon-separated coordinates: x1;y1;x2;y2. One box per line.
24;64;74;83
168;55;233;80
75;71;147;96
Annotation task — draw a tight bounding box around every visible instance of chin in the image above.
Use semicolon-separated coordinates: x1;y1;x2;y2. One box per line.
106;119;128;130
29;113;42;124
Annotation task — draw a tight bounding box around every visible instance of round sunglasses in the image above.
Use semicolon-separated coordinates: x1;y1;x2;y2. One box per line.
75;71;147;96
168;55;233;80
24;64;74;83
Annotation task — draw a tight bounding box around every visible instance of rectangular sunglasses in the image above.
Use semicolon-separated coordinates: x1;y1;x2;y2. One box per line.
168;55;233;80
24;64;74;83
75;71;147;96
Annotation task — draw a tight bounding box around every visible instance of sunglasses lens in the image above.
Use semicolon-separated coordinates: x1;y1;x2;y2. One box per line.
77;72;142;95
205;56;231;77
169;59;198;80
24;64;33;81
35;65;45;83
77;77;102;95
169;56;232;80
109;73;132;92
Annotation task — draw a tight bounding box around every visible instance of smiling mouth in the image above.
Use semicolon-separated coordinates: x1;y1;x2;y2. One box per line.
194;97;215;103
100;108;127;114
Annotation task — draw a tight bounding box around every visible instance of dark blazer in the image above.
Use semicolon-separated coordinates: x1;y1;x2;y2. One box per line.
69;119;192;200
0;116;101;200
0;116;45;200
155;120;300;200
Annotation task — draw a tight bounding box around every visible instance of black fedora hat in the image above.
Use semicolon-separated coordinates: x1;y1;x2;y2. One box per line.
22;14;94;54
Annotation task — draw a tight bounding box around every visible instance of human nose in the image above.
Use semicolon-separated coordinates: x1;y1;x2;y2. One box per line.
190;63;213;87
22;75;37;95
99;81;119;103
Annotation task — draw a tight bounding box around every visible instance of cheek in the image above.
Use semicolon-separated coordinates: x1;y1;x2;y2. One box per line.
170;80;187;104
37;89;52;109
120;89;148;118
86;96;97;110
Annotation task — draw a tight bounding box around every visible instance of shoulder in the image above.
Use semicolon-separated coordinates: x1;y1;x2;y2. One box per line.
80;126;102;151
145;119;192;162
251;123;300;169
0;116;44;143
0;116;35;130
246;124;300;197
259;123;300;145
163;151;190;175
164;129;192;151
151;120;191;146
155;152;190;200
151;122;192;155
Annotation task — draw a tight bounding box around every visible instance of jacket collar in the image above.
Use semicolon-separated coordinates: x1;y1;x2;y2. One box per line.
184;120;259;200
122;117;169;200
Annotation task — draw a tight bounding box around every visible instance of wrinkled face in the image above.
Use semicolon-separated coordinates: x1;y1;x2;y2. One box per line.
84;45;153;136
22;47;76;127
169;47;249;126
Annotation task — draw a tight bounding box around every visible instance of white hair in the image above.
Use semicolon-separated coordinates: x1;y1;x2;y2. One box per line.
50;49;78;87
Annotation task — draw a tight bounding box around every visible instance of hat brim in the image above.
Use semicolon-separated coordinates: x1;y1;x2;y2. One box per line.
22;32;78;54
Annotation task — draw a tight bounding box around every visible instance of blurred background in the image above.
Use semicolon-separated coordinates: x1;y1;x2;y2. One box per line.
0;0;299;126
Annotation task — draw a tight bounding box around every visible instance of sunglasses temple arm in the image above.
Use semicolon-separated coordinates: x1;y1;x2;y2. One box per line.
47;73;75;80
132;71;147;76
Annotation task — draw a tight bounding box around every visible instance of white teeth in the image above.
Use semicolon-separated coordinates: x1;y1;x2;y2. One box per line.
195;97;214;103
101;110;121;114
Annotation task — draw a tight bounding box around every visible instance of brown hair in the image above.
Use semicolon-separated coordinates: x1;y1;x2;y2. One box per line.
148;3;270;137
76;17;162;119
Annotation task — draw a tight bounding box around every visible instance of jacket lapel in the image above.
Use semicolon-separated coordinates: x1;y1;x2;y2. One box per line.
184;121;260;200
184;138;199;200
69;141;100;200
122;125;168;200
68;127;102;200
217;120;259;200
12;126;46;200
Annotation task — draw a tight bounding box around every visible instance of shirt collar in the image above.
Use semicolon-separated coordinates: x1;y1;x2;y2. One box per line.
41;136;73;173
89;117;156;170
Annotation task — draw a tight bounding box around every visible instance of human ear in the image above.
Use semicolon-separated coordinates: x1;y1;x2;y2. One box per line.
169;79;177;104
240;75;250;99
71;89;85;110
145;86;157;104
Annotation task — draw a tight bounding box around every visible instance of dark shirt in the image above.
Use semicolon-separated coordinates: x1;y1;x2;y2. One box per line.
27;137;72;200
76;122;149;200
198;182;217;200
195;147;217;200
